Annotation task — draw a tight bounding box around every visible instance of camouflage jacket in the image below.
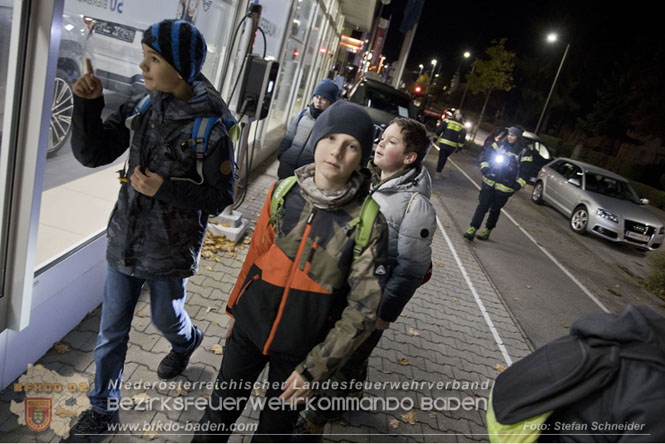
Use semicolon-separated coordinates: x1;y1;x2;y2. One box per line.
226;164;389;382
71;75;235;279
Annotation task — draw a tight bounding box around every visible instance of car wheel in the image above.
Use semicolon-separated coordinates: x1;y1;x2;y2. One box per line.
47;69;74;156
570;205;589;234
532;181;544;205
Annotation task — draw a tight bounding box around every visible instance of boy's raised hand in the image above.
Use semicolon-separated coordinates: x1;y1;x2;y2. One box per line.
72;58;103;99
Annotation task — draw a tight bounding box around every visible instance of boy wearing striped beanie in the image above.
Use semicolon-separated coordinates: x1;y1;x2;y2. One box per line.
65;19;235;442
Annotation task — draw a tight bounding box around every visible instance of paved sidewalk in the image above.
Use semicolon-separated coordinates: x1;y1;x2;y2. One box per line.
0;152;533;443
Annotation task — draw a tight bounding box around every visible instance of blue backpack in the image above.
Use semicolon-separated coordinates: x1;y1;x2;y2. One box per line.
119;95;239;185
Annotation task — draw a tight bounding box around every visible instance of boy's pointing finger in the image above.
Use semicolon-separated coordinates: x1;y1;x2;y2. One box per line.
85;58;94;75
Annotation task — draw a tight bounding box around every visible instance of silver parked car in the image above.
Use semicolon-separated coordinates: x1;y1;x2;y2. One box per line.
532;158;665;250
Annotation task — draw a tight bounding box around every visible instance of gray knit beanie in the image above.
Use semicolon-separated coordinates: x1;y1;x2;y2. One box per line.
308;101;375;167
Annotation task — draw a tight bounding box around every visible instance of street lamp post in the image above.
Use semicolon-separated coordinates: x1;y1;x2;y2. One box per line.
535;33;570;134
428;59;438;90
459;56;475;111
418;63;424;77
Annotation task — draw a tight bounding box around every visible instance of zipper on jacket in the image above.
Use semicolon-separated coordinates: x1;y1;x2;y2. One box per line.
303;241;318;274
263;207;317;355
235;273;259;307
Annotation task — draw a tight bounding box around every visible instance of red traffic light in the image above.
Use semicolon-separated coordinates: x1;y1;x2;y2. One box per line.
414;85;422;94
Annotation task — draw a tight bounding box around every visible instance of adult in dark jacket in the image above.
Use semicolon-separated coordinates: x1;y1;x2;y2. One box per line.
463;126;531;241
488;305;665;443
277;78;339;178
64;20;234;442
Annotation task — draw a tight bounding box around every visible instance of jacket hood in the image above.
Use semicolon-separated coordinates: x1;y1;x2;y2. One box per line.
369;162;432;199
148;74;231;121
571;304;665;367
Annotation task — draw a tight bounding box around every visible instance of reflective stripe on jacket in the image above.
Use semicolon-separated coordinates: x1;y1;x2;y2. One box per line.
480;141;531;194
436;118;466;150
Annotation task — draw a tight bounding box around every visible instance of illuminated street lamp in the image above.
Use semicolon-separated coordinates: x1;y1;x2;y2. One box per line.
535;33;570;134
418;63;424;77
430;59;437;78
458;51;474;110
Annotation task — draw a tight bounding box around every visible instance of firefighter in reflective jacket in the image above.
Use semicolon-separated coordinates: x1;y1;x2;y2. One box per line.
464;127;532;241
434;110;466;178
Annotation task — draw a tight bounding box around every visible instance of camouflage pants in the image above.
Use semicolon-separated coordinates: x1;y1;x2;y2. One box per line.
303;329;385;426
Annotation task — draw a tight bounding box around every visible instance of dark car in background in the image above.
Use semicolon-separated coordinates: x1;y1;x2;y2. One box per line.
347;78;417;140
483;127;554;184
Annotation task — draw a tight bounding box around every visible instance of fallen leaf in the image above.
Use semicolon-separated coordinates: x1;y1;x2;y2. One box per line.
55;406;77;417
53;342;70;354
429;412;437;418
136;321;144;328
209;344;224;355
452;298;459;302
495;364;507;372
205;266;213;271
132;392;150;407
388;418;400;429
525;284;532;289
398;358;410;366
512;297;520;301
136;311;149;318
401;410;417;424
407;328;420;337
175;385;188;397
214;257;221;263
561;322;569;329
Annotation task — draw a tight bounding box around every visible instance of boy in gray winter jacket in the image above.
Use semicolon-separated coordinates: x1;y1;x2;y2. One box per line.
296;117;437;436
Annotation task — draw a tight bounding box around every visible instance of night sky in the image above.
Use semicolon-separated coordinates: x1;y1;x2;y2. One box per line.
380;0;664;104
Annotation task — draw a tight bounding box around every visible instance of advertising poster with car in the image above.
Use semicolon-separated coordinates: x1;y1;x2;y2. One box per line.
63;0;233;94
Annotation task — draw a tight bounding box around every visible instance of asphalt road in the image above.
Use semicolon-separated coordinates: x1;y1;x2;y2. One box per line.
428;145;665;349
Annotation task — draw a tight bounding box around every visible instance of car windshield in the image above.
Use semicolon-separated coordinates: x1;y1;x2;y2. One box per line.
350;84;412;117
584;173;641;203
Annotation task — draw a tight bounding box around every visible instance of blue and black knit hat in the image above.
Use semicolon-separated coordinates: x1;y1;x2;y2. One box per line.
141;20;207;84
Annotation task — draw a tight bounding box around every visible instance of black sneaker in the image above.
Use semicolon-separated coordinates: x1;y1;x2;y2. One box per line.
157;326;203;379
62;408;119;443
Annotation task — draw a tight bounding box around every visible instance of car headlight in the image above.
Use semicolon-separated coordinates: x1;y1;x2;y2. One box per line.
596;208;618;223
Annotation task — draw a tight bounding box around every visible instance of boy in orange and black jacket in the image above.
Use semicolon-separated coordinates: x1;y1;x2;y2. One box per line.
194;101;388;442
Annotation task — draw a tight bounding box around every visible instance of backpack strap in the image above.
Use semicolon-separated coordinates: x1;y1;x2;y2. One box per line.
118;95;152;183
175;116;221;185
350;196;380;260
268;176;298;228
269;178;380;260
